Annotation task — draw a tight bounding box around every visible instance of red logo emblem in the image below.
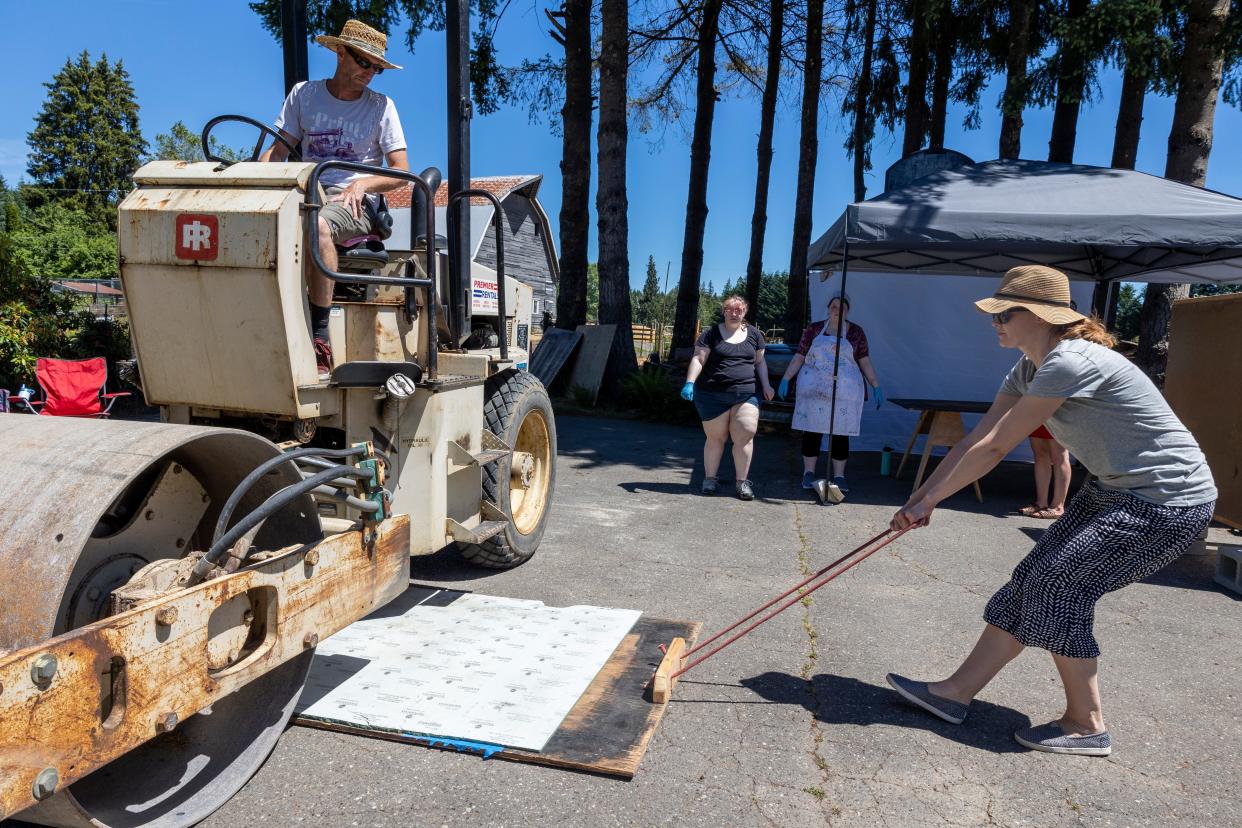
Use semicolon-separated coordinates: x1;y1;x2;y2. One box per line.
175;214;218;260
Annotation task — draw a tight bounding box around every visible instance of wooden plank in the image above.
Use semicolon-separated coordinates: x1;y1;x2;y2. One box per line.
0;518;411;821
296;615;700;778
529;328;582;388
566;324;616;405
651;637;686;704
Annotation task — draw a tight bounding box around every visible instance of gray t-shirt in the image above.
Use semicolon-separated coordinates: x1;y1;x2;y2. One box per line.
1000;339;1216;506
275;80;405;188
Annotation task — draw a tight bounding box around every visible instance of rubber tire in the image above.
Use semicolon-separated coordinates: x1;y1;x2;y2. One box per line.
458;368;557;569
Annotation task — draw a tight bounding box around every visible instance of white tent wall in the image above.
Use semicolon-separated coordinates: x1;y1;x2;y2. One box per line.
806;271;1096;462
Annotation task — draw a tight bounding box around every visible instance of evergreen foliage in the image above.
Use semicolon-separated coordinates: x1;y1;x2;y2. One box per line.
24;51;147;227
150;121;247;163
637;255;663;326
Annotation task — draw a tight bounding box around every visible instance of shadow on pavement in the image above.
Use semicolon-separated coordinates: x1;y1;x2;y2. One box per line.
737;671;1032;754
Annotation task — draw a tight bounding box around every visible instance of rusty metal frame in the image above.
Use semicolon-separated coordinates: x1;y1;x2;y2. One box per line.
0;516;411;820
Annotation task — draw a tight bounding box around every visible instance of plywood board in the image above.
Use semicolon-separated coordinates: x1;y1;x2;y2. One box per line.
567;324;616;405
1165;293;1242;528
294;587;640;752
529;328;583;389
297;613;700;778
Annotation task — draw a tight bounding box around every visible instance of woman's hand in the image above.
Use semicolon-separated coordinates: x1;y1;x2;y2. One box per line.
761;383;775;402
891;498;935;530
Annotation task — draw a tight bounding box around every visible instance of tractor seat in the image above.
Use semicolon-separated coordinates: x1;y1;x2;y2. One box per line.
335;193;394;271
337;234;389;269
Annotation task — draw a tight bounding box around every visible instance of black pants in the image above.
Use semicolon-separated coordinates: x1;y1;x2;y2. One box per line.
801;431;849;461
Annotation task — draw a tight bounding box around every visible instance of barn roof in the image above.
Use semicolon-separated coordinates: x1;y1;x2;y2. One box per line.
385;174;543;209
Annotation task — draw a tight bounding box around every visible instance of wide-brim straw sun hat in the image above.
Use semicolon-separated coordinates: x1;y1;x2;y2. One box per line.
316;19;402;70
974;265;1086;325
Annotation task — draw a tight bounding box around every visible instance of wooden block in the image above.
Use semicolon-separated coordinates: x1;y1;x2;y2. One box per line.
651;636;686;704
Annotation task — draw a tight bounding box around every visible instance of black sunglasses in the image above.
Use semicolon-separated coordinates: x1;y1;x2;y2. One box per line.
991;308;1028;324
346;47;384;74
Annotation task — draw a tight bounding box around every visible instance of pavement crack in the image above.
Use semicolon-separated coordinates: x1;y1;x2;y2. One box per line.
793;504;834;813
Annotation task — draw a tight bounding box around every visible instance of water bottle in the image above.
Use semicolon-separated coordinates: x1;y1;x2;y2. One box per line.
880;446;892;477
16;384;33;401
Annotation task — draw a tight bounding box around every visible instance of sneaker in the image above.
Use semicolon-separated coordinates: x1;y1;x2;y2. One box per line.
701;477;719;495
736;480;754;500
832;476;849;493
801;471;816;490
314;338;333;383
885;673;970;724
1014;722;1112;756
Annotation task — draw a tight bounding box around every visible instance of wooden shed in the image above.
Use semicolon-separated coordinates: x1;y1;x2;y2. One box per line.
387;175;559;331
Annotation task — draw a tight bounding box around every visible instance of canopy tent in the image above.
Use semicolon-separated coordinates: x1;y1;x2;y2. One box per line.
808;159;1242;285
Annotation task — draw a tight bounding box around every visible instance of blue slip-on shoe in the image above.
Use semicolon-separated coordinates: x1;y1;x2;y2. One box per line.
701;477;719;495
886;673;970;725
801;471;816;490
832;476;849;493
1014;722;1112;756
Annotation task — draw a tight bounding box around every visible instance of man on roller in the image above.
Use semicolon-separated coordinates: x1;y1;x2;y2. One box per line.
261;18;410;381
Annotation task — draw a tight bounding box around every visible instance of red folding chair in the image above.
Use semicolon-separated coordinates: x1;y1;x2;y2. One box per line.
12;357;130;417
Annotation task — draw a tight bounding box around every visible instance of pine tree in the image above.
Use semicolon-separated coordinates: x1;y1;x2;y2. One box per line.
638;255;661;326
24;52;147;227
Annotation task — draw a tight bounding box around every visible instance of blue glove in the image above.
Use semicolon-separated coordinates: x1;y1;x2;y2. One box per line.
778;378;790;400
873;385;885;409
680;381;695;401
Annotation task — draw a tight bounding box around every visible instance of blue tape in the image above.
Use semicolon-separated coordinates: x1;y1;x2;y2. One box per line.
407;733;503;759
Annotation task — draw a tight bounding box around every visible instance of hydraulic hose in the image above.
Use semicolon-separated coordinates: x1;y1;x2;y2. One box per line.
193;465;369;583
213;446;368;544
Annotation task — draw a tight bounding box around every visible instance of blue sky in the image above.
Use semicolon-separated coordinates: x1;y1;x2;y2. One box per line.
4;0;1242;290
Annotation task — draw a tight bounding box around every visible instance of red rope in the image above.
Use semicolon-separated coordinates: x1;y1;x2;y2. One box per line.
672;526;912;679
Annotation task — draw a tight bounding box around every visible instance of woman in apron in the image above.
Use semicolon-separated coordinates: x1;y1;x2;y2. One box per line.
777;294;884;492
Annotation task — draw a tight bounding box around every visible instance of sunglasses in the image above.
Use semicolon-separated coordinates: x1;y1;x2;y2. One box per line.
991;308;1028;324
346;47;384;74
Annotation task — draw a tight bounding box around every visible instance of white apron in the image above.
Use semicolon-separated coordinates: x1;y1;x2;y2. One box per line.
791;326;865;437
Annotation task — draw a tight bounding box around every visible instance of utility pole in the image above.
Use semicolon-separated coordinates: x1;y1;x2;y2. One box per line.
446;0;472;345
279;0;308;94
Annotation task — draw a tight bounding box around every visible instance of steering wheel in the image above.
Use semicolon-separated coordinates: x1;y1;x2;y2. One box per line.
200;115;302;165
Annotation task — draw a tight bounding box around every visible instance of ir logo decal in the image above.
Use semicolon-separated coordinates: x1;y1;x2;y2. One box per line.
175;214;219;260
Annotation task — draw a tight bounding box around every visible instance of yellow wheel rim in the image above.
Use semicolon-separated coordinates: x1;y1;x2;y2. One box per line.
510;408;552;535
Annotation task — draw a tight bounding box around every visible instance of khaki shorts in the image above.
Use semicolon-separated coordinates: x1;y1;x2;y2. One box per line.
320;186;373;243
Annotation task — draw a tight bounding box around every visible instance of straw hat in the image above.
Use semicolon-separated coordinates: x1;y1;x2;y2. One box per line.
974;265;1086;325
316;19;402;70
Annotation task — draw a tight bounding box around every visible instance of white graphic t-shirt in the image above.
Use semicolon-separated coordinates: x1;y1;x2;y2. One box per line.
275;80;406;188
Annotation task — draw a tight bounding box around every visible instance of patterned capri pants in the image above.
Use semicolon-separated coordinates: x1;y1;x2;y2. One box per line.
984;481;1214;659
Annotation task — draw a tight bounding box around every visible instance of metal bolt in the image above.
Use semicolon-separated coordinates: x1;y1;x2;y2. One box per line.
172;464;182;474
86;587;101;601
144;510;154;521
303;632;319;649
32;767;58;801
242;610;255;626
31;654;57;689
156;712;178;733
155;606;178;626
304;548;320;567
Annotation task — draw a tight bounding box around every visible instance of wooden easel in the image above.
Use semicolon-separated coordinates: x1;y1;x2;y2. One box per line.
895;410;984;502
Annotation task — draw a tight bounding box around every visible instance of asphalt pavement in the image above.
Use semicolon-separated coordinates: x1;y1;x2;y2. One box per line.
114;415;1242;825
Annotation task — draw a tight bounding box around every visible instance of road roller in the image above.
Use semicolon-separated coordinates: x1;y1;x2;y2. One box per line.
1;120;556;824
